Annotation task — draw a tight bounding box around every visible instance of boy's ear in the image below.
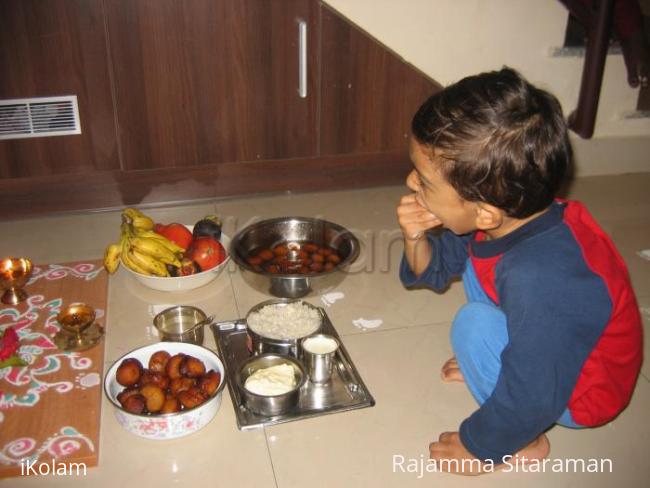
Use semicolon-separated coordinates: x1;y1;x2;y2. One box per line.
475;202;504;230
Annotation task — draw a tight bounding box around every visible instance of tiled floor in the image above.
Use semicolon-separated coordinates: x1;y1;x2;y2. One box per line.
2;172;649;487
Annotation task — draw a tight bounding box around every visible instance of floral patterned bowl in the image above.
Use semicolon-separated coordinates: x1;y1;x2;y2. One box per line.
103;342;225;440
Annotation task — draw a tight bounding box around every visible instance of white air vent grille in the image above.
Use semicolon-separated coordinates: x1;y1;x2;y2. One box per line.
0;96;81;140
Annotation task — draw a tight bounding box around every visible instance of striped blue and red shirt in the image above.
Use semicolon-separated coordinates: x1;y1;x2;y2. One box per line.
400;200;643;461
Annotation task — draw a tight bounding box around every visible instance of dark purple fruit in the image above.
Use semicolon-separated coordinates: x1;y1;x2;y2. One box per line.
192;216;222;240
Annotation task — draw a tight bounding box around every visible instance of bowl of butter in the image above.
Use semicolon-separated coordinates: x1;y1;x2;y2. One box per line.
235;353;306;416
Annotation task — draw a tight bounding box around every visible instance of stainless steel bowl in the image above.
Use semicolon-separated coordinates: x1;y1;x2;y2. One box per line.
246;299;322;358
153;305;207;345
236;353;306;416
230;217;360;298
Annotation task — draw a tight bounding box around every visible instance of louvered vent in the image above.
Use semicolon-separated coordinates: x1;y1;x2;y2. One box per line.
0;96;81;140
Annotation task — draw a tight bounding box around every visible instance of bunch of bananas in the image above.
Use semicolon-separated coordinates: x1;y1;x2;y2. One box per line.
103;208;184;276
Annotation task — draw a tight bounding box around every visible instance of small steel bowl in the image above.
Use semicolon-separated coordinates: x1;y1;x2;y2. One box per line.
236;353;306;416
246;299;322;358
230;217;360;298
153;305;207;345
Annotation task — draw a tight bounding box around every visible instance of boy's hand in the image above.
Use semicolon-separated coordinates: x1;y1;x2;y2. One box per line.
397;193;441;276
397;193;441;241
429;432;488;476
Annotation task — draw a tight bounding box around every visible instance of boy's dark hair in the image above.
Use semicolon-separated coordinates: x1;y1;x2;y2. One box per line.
411;67;572;218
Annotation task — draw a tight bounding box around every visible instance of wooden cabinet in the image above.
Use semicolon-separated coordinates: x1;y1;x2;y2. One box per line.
0;0;118;179
0;0;439;218
320;5;437;156
105;0;319;170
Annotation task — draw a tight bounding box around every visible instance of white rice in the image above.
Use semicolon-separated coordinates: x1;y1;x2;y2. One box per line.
247;302;321;340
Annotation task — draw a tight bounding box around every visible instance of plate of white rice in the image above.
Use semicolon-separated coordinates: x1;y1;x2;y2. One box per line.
246;300;321;340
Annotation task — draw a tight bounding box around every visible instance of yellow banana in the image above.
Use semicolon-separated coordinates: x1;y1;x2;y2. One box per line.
132;227;185;254
122;207;155;231
103;243;122;274
130;237;181;267
127;248;170;277
119;228;150;275
121;248;151;275
120;221;135;241
132;215;155;231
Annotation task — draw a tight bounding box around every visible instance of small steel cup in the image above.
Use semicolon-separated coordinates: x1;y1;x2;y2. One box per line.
153;305;207;345
301;334;339;384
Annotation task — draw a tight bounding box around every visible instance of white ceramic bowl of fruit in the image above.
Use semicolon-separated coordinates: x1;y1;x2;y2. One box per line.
121;217;231;292
124;232;230;292
104;342;226;440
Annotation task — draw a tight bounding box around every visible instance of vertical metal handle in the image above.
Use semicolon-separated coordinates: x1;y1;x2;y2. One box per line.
298;19;307;98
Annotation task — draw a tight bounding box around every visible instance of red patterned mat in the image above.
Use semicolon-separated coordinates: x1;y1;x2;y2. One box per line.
0;260;107;478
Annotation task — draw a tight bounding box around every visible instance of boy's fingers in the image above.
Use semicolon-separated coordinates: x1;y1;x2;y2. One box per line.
400;193;418;205
398;208;435;223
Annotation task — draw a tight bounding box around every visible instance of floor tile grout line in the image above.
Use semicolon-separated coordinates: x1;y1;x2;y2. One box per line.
262;426;280;488
229;274;243;321
335;319;453;338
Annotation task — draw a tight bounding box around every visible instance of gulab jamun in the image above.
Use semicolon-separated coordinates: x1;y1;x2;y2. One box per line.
116;358;143;387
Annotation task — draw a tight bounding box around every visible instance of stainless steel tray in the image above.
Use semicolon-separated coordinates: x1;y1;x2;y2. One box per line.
210;309;375;430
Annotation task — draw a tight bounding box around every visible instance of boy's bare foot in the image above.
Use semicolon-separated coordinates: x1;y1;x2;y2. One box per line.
429;432;550;476
493;434;550;472
515;434;550;462
440;356;465;383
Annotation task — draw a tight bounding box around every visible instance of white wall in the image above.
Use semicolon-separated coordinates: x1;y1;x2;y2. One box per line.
324;0;650;175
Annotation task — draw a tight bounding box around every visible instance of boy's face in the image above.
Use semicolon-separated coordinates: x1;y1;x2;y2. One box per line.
407;138;479;235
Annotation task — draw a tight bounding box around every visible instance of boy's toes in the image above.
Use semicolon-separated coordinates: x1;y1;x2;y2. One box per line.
440;357;465;383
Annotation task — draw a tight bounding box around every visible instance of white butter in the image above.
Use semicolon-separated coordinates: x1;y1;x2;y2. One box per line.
303;336;338;355
244;363;297;396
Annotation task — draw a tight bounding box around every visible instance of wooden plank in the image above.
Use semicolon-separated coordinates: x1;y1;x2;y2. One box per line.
0;260;107;478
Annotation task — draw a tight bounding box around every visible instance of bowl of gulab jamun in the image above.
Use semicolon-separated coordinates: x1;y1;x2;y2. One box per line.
230;217;360;298
104;342;225;440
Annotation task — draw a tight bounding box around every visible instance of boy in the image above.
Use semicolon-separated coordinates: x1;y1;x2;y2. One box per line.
397;68;643;475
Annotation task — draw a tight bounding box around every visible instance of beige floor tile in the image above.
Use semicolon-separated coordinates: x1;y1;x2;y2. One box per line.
265;325;468;488
9;388;275;488
215;185;407;235
127;202;219;229
2;173;649;487
607;223;650;298
0;210;123;263
105;267;238;363
543;379;650;488
566;173;650;225
229;259;466;337
225;186;468;335
0;202;218;264
265;325;650;488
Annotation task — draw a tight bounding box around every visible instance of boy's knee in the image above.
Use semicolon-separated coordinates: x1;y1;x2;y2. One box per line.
450;302;507;355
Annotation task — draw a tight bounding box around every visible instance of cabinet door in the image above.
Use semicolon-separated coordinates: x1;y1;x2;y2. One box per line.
0;0;118;179
319;5;439;156
105;0;318;170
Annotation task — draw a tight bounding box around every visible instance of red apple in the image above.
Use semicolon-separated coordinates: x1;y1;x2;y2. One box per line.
155;223;193;250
